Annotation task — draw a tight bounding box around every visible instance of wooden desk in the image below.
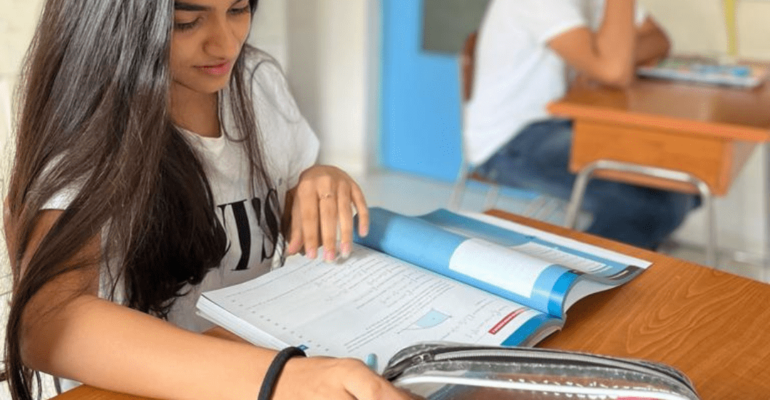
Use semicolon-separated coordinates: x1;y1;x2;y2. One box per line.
53;211;770;400
548;78;770;195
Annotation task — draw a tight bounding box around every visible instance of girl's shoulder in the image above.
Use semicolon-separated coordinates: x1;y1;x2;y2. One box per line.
239;48;302;121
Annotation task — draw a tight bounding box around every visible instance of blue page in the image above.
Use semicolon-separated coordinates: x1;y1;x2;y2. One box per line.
419;209;642;283
355;208;577;316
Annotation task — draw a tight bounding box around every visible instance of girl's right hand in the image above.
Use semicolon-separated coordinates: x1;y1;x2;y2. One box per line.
276;357;415;400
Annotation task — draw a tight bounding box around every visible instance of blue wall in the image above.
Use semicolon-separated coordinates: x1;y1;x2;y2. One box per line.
380;0;462;182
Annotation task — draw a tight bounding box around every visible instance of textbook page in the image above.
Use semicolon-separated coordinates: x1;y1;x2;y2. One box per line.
424;210;652;313
424;210;650;279
355;208;650;317
197;244;560;371
447;210;651;273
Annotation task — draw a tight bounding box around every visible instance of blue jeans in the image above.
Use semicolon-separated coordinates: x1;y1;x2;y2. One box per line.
476;119;699;250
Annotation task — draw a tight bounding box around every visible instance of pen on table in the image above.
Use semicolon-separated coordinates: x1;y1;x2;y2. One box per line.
365;353;378;371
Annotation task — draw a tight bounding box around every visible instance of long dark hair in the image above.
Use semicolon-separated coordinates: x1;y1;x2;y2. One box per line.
2;0;277;398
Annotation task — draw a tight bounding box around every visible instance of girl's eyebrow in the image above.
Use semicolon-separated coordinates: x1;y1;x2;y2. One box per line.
174;0;245;11
174;2;209;11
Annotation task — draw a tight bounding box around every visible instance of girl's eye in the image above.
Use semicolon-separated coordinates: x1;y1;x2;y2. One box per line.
174;18;200;31
229;6;250;16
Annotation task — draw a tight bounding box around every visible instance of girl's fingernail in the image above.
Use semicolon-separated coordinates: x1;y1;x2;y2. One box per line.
306;247;317;260
340;242;352;258
324;249;335;263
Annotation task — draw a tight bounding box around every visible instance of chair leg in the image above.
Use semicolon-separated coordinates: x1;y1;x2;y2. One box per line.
539;197;563;224
449;163;470;211
693;182;717;267
483;184;499;210
764;143;770;282
565;160;717;266
564;164;596;229
450;162;502;212
523;196;545;219
449;179;466;211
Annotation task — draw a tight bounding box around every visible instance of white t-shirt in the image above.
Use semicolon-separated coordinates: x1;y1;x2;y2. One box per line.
464;0;647;165
43;51;319;332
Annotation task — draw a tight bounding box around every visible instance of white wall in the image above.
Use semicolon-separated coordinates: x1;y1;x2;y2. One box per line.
640;0;728;57
737;0;770;60
640;0;770;61
287;0;373;178
250;0;377;178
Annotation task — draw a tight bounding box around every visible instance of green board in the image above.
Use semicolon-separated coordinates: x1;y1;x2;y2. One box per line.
422;0;490;54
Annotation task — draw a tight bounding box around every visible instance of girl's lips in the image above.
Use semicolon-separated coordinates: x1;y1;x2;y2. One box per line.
197;61;231;76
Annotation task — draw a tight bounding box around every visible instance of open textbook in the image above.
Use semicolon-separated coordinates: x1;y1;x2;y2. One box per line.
196;208;651;372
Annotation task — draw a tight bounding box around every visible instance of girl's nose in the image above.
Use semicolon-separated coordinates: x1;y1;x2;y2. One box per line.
204;16;242;59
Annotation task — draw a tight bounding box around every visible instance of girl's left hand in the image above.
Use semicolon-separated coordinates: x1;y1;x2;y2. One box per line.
285;165;369;261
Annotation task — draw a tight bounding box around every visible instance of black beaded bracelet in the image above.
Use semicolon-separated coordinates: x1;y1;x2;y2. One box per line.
258;347;307;400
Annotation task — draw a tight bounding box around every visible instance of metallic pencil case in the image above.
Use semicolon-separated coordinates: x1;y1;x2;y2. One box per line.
383;343;700;400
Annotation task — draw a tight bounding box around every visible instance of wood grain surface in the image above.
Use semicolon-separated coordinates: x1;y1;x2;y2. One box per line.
549;79;770;142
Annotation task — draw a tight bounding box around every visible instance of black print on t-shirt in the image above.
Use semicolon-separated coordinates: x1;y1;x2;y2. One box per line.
217;188;281;271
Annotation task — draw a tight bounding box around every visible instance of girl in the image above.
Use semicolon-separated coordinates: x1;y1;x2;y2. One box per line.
2;0;410;399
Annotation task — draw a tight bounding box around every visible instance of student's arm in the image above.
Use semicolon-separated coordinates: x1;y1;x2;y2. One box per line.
548;0;636;88
17;211;402;400
635;17;670;66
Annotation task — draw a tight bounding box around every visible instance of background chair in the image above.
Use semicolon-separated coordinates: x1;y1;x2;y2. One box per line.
448;32;568;224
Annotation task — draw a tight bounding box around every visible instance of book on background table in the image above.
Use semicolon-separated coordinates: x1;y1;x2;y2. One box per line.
637;56;768;88
196;208;651;372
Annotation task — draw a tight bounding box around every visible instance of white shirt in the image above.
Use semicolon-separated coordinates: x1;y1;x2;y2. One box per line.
169;56;319;332
464;0;647;165
44;51;319;332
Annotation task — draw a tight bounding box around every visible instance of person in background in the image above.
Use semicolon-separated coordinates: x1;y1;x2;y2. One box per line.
467;0;698;250
1;0;411;399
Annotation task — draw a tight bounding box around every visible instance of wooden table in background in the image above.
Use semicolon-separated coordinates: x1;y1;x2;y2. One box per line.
52;210;770;399
548;78;770;195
